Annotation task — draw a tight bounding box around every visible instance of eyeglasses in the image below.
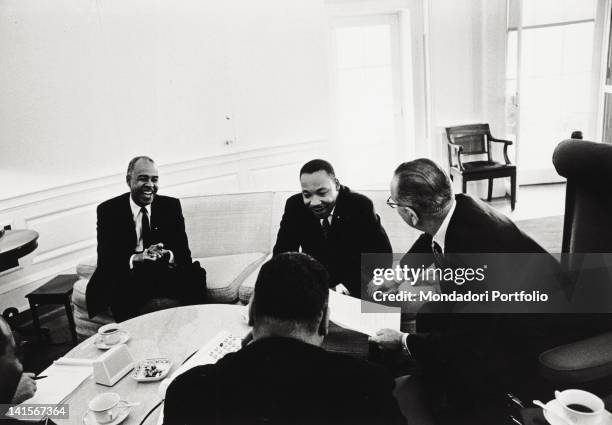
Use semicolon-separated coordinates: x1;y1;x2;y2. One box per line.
386;196;411;209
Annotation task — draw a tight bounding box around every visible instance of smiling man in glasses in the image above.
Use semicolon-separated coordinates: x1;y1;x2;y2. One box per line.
273;159;391;297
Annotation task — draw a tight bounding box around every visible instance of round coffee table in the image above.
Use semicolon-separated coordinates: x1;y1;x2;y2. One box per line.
0;229;38;272
52;304;370;424
54;304;250;425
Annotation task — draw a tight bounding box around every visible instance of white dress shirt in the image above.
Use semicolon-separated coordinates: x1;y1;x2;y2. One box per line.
431;199;456;254
128;197;174;268
402;199;457;354
129;196;152;253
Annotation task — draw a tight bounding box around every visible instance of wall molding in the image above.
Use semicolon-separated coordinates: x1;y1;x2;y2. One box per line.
0;140;326;211
32;238;97;265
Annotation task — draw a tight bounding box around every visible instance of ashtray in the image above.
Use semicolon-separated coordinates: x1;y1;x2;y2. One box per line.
131;358;172;382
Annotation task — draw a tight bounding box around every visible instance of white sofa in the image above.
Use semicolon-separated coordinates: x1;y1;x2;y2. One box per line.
71;190;421;338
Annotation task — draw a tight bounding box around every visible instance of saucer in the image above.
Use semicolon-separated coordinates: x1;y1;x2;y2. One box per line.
82;406;130;425
542;399;612;425
94;331;130;350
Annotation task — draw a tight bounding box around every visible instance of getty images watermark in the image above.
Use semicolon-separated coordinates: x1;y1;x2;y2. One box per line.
360;253;612;314
370;264;548;303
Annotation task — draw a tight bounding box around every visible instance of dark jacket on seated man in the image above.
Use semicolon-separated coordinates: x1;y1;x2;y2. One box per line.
1;317;38;425
86;157;206;321
163;253;405;425
273;159;392;297
371;159;597;413
164;336;405;425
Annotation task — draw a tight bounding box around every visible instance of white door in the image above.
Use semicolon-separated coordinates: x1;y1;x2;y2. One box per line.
330;14;405;188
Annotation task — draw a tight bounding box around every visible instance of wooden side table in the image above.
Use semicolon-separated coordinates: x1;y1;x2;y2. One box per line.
25;274;79;345
0;229;39;272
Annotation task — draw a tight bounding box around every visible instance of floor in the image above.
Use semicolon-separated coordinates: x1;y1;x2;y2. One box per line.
489;182;565;221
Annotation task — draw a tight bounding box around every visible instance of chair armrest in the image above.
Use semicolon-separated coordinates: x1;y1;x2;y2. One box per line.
490;138;513;165
539;331;612;383
489;138;513;146
446;142;465;171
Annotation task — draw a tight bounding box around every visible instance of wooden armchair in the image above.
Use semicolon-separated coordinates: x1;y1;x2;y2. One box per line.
445;123;516;210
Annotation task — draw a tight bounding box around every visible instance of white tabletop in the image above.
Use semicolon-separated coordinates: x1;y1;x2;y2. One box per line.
54;304;250;425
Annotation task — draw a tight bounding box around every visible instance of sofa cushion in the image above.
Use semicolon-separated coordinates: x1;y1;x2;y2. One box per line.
238;254;272;304
360;190;421;254
72;278;89;310
71;278;114;338
76;256;97;280
182;193;274;258
73;302;113;338
197;252;268;303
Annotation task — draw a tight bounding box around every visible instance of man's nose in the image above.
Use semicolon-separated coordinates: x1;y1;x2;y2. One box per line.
310;196;322;206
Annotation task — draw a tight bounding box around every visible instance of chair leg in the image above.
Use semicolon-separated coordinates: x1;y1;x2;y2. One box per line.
510;173;516;210
462;178;467;194
487;179;493;201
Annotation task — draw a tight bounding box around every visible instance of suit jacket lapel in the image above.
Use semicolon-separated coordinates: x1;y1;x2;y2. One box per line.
123;193;137;249
329;185;349;236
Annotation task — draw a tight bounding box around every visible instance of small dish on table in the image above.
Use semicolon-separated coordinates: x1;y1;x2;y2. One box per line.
131;358;172;382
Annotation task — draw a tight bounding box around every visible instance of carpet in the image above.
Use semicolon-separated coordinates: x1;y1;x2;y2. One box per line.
514;215;564;253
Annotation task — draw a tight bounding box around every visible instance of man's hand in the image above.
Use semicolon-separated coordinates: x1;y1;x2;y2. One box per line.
333;283;350;295
369;328;404;351
132;249;159;264
12;372;37;404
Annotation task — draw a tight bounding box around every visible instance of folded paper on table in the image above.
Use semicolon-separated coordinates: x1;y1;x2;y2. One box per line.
53;357;94;366
328;289;401;337
22;363;92;406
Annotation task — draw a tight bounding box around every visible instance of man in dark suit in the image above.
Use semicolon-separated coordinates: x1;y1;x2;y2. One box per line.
163;252;406;425
273;159;391;297
370;159;570;418
0;317;36;405
86;156;206;321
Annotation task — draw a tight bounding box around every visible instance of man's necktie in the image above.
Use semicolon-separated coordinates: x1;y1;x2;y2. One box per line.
321;217;332;239
141;207;151;249
432;241;445;268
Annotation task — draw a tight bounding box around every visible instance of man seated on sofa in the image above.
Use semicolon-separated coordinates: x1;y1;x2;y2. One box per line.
163;252;406;425
273;159;392;297
0;317;37;405
86;156;207;322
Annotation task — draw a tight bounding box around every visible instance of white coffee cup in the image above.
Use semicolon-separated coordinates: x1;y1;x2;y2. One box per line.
98;324;121;346
88;392;127;424
556;389;604;425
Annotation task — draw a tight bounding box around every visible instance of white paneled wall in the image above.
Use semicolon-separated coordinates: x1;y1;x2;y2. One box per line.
0;141;327;312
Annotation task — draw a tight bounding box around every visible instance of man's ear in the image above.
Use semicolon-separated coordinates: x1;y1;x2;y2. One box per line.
333;177;340;190
318;305;330;337
404;207;419;227
126;175;131;187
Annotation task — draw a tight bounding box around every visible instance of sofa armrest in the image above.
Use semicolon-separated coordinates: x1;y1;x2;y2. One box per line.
539;331;612;383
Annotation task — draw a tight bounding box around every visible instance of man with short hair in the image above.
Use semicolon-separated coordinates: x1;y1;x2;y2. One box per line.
372;158;550;348
273;159;391;297
370;158;565;414
0;317;36;405
86;156;206;321
163;253;406;425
